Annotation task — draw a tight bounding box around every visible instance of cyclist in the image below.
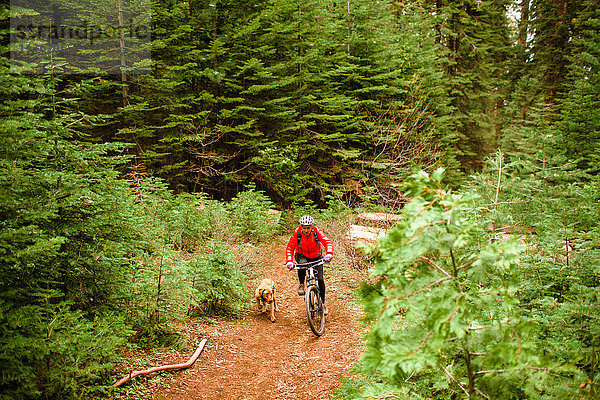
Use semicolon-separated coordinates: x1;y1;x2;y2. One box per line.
285;215;333;315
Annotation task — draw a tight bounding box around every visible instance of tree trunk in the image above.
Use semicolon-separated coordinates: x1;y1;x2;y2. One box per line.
518;0;529;46
117;0;128;106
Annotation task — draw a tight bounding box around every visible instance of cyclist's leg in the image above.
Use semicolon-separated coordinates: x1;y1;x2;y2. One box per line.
315;262;328;315
294;254;308;295
316;259;325;302
294;254;308;284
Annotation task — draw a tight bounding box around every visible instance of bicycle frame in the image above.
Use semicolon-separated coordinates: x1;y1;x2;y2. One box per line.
293;259;325;285
293;259;327;336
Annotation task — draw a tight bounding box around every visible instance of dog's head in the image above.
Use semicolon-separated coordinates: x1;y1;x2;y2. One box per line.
259;287;274;303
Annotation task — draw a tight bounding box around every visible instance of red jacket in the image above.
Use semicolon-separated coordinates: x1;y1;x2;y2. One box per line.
286;225;333;263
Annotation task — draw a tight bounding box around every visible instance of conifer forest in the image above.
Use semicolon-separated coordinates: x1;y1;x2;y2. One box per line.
2;0;600;398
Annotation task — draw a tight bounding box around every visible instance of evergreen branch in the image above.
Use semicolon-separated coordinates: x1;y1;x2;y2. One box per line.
407;330;434;356
448;248;462;291
491;151;503;242
448;327;485;343
473;366;550;376
444;295;461;325
507;321;522;355
414;191;442;219
9;192;69;212
449;327;485;343
449;248;458;279
440;364;470;397
457;258;477;271
464;343;475;397
406;220;446;243
420;255;452;277
474;388;491;400
403;277;452;300
186;129;226;147
376;276;451;320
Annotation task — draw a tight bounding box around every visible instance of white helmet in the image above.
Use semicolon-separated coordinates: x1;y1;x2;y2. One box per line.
299;215;314;226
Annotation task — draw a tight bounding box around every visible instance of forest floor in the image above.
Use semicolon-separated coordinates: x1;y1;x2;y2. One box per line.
113;235;369;400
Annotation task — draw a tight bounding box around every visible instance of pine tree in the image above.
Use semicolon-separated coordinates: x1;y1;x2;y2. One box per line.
110;0;272;196
346;169;542;399
345;0;458;204
555;1;600;174
0;49;139;399
236;0;360;204
430;0;513;170
470;152;600;398
528;0;582;101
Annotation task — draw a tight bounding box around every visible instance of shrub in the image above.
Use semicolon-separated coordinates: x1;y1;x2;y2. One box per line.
122;250;196;347
227;183;278;242
188;244;249;315
164;193;229;250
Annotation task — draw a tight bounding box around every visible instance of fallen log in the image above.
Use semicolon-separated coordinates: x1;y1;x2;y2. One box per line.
346;224;389;244
355;212;401;228
110;338;208;391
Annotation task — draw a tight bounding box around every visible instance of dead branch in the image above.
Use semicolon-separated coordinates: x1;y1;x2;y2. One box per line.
110;338;208;391
349;93;443;209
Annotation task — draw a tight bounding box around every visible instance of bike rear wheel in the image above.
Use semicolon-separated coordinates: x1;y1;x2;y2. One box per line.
305;284;325;336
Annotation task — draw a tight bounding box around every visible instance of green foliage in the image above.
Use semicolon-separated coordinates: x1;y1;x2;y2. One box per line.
4;0;600;398
470;152;600;399
0;68;140;398
162;192;230;250
528;0;583;102
335;375;421;400
0;50;248;399
340;169;543;399
555;5;600;174
187;243;249;316
250;145;311;203
110;179;248;347
122;249;193;346
227;183;278;242
58;0;466;206
0;295;130;400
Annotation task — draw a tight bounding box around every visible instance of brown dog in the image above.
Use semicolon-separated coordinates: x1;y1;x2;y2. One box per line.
255;278;279;322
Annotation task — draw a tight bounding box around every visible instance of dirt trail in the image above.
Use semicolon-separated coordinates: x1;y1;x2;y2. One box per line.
152;236;364;400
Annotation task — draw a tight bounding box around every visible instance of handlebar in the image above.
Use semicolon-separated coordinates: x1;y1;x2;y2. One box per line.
293;259;328;270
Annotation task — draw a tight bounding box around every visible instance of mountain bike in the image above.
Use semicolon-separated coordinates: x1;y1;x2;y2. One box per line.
294;259;327;336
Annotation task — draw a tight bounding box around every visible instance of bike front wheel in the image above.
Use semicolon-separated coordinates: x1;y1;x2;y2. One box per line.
305;284;325;336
